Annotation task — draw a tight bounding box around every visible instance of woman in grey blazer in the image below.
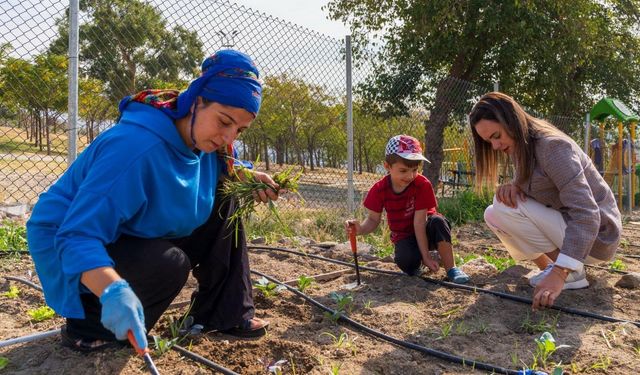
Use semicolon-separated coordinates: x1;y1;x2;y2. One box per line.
468;92;622;311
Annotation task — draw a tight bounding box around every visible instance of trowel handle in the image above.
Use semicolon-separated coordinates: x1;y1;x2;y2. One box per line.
348;223;357;254
128;331;148;356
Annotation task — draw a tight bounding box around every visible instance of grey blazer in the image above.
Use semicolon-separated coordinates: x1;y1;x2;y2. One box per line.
515;135;622;262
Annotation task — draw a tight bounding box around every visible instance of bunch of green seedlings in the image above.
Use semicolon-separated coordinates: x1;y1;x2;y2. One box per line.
222;165;303;242
255;276;286;298
324;292;354;323
27;306;55;322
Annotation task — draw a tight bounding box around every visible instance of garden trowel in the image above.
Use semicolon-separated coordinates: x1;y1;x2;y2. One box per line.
343;223;364;290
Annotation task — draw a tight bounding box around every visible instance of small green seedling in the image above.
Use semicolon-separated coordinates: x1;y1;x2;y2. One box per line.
255;277;286;298
27;306;55;322
297;275;315;292
330;292;353;313
321;332;357;356
329;362;342;375
619;238;629;250
363;299;373;310
435;321;454;340
0;357;8;370
1;285;20;298
454;253;478;266
609;258;627;271
533;332;570;368
589;354;611;370
521;312;559;334
324;292;354;323
153;335;179;355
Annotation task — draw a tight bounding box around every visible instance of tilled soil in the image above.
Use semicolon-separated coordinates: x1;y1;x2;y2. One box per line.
1;218;639;375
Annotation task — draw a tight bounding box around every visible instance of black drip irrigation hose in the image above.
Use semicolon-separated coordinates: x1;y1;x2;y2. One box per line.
171;344;240;375
3;275;43;291
252;269;521;375
248;245;640;328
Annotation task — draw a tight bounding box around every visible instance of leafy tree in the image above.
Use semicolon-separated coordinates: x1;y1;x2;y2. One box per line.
1;53;68;154
79;78;118;143
50;0;203;102
326;0;640;186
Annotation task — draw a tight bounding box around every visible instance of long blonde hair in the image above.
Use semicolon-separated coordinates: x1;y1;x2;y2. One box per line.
469;92;568;190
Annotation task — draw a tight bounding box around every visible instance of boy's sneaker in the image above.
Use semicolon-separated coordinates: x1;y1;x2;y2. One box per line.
446;267;470;284
528;264;589;290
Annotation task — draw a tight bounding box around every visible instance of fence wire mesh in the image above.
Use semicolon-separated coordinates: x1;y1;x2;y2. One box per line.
0;0;592;213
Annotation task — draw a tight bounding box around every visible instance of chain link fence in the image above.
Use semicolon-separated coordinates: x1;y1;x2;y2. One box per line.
0;0;591;213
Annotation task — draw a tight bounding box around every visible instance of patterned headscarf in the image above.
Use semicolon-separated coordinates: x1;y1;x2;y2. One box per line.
118;49;262;172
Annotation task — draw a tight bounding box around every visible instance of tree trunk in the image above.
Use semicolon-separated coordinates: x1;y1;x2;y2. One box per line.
424;77;459;189
264;139;270;171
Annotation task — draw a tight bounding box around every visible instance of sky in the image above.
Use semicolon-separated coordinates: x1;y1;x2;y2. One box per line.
232;0;350;39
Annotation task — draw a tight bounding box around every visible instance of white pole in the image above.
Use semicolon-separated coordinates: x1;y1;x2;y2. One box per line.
493;81;499;92
346;35;354;213
67;0;79;164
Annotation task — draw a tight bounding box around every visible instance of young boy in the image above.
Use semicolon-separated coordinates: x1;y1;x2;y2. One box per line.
346;135;470;284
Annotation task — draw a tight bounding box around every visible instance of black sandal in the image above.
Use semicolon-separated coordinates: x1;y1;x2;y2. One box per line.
221;318;270;338
60;326;124;353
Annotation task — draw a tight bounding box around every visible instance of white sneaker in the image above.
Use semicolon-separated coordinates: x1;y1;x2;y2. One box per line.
528;264;589;290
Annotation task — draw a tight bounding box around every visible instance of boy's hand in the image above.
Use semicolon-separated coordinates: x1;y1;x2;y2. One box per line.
422;257;439;272
344;219;360;235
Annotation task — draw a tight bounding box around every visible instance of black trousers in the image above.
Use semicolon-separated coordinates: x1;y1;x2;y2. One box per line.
393;214;452;276
66;194;255;340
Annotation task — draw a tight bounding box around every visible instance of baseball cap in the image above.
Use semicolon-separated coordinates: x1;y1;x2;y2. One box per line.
385;135;430;162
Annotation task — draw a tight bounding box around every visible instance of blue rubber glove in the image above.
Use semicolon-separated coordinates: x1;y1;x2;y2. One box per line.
99;279;147;349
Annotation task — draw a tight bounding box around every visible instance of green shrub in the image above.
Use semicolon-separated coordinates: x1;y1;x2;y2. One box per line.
0;219;28;252
438;190;492;226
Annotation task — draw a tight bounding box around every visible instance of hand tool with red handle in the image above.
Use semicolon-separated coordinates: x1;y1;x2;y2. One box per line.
128;331;160;375
348;223;361;286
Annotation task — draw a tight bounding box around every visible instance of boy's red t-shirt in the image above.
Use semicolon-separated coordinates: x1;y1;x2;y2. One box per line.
363;174;438;243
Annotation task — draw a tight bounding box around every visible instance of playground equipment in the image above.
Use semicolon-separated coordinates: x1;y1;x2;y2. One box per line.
585;98;639;212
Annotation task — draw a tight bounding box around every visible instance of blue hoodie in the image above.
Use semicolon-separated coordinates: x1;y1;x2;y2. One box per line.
26;102;222;318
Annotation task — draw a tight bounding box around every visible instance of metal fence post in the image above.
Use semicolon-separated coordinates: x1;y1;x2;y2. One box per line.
583;113;590;153
67;0;79;164
346;35;354;213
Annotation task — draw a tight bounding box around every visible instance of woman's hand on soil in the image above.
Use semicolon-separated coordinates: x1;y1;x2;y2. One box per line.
495;183;526;208
251;171;280;203
532;271;564;311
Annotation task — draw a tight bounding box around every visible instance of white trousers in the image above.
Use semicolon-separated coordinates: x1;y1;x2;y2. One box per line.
484;197;600;266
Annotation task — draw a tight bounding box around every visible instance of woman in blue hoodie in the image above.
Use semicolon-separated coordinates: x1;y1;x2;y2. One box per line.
27;50;275;352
